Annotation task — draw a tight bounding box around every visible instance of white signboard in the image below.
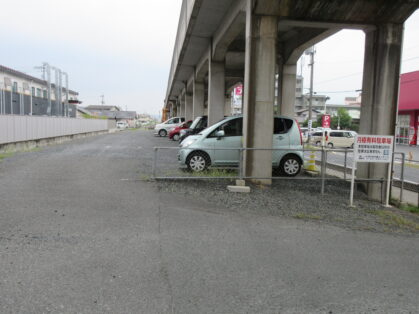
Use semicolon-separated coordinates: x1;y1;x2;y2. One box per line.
308;120;312;130
350;135;394;207
354;135;394;163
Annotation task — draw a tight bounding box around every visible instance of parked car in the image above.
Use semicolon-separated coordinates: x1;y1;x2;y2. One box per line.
179;115;208;143
116;121;128;129
169;120;192;141
312;130;355;148
178;115;304;176
154;117;185;137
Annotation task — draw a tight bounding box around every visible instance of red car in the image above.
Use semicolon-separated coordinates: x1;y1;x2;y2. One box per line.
168;120;192;141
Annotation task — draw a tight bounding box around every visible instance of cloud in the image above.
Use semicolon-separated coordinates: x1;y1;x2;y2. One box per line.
0;0;182;114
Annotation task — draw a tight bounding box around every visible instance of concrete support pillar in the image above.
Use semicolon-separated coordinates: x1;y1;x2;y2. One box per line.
193;80;205;118
176;103;180;117
208;61;225;126
169;103;174;118
224;96;231;116
280;64;297;117
185;94;193;121
358;24;404;201
275;59;283;115
243;9;278;183
179;97;185;118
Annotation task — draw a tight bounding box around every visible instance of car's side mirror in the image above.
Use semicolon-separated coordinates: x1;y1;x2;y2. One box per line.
216;130;225;139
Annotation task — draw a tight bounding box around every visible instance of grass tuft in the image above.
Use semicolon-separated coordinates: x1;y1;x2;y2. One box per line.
294;213;321;220
400;204;419;215
189;169;237;178
0;152;15;161
373;210;419;231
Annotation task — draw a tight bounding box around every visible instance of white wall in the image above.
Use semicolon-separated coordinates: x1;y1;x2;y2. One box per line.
0;115;109;145
0;71;78;101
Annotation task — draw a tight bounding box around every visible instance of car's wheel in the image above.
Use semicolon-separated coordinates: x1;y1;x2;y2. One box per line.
279;155;301;177
158;129;167;137
186;152;210;172
327;142;334;148
172;133;180;141
351;143;354;149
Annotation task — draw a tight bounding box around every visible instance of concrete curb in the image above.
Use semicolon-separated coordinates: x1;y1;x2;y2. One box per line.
0;130;111;154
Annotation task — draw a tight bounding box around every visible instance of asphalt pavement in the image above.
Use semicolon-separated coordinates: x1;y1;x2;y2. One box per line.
0;130;418;313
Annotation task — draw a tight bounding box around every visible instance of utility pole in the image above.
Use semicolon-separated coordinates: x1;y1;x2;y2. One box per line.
62;72;69;117
306;46;315;123
100;94;105;106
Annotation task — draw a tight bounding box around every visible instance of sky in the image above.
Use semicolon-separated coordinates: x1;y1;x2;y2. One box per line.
0;1;418;115
300;9;419;104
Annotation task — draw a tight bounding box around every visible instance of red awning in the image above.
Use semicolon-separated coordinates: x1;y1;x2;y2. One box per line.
399;71;419;111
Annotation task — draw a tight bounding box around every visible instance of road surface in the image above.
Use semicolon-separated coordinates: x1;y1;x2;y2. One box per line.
0;130;418;313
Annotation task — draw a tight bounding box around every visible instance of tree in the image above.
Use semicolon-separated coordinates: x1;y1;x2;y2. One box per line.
315;109;353;130
331;108;352;130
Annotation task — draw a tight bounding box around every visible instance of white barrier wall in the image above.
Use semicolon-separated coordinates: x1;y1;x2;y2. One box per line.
0;115;109;145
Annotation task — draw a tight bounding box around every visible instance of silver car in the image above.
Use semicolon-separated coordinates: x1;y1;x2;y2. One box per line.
178;115;304;176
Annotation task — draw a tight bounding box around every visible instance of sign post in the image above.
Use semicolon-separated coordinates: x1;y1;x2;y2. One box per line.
321;115;331;146
350;135;394;207
322;114;331;128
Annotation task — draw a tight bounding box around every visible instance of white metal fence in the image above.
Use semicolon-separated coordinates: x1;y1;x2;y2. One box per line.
0;115;110;145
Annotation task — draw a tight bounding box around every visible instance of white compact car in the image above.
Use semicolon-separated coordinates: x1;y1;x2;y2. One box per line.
154;117;185;137
116;121;128;129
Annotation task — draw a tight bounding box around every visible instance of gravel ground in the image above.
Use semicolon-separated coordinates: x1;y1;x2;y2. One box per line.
156;178;419;235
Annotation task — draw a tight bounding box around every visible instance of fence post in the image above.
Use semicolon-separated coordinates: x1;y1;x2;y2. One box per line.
152;147;158;179
239;148;244;180
321;147;326;195
344;149;348;181
400;152;405;204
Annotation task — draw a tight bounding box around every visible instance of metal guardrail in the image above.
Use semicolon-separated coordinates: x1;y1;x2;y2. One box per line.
152;146;391;203
151;143;419;206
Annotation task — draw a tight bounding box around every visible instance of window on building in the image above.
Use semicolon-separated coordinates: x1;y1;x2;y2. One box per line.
13;82;18;93
36;88;41;97
43;90;47;99
397;114;411;145
31;87;35;96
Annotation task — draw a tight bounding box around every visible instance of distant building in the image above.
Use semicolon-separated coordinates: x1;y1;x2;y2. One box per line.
397;71;419;145
325;104;361;121
0;65;80;117
82;105;137;127
345;94;362;106
85;105;121;112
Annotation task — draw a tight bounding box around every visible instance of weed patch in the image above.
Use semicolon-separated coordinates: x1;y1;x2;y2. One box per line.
0;152;14;161
373;210;419;231
294;213;321;220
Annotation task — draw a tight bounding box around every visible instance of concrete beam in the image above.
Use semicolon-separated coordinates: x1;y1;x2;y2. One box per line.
278;19;374;30
212;0;246;62
358;23;404;202
254;0;419;24
282;28;340;65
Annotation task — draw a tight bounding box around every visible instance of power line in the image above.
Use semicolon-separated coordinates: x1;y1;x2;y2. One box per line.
315;90;361;94
403;56;419;62
315;72;362;85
